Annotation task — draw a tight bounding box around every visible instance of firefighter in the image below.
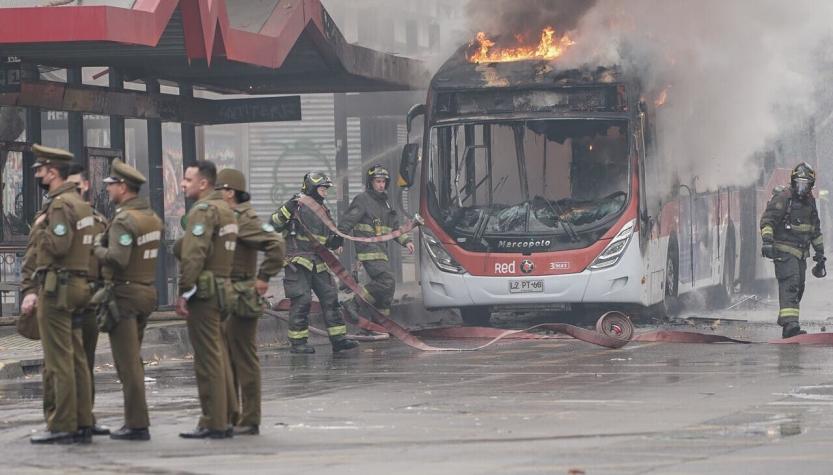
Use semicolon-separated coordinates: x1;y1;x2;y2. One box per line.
760;162;826;338
270;172;358;354
216;168;285;435
338;164;415;323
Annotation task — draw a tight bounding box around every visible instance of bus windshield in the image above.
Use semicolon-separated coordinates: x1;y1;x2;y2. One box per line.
426;119;630;251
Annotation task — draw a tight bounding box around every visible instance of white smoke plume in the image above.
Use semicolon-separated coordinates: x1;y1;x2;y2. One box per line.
565;0;832;190
464;0;833;191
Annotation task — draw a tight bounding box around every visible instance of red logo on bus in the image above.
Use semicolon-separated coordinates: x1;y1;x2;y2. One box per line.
520;259;534;274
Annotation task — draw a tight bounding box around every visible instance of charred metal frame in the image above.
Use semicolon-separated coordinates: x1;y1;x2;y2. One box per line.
0;80;301;125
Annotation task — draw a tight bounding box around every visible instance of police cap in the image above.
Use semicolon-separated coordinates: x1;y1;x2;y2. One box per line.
31;144;74;169
215;168;246;192
103;159;146;187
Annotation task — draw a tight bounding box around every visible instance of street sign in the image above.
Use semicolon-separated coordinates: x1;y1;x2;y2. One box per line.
206;96;302;124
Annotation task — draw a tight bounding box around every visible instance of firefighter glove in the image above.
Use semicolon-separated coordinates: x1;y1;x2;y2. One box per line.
812;261;827;278
813;254;827;278
325;234;344;250
761;243;775;260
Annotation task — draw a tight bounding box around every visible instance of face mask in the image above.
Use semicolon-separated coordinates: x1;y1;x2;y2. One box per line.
36;176;49;191
794;178;812;198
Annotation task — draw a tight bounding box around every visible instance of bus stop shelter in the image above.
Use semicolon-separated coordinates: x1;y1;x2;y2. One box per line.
0;0;428;312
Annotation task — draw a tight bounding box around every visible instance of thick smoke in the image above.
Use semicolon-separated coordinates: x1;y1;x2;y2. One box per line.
460;1;833;191
553;0;833;191
464;0;596;41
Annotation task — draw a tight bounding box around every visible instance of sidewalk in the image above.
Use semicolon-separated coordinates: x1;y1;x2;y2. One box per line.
0;282;458;380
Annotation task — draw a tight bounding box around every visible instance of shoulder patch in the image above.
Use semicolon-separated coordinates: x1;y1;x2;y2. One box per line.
53;223;67;236
180;215;188;229
192;224;206;236
261;223;275;233
119;234;133;246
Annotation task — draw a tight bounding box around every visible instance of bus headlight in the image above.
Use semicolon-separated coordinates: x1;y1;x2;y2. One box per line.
421;228;465;274
589;219;635;270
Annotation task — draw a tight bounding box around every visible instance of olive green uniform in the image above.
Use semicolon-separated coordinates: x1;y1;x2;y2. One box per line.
225;202;285;427
94;196;163;429
76;210;107;418
270;196;347;342
760;189;824;325
20;205;52;421
338;190;412;317
176;191;238;432
33;182;95;433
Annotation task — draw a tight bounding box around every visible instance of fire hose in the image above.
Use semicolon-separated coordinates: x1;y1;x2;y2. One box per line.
270;199;634;351
272;198;833;349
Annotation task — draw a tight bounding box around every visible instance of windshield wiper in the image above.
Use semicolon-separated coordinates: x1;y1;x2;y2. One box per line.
539;197;581;243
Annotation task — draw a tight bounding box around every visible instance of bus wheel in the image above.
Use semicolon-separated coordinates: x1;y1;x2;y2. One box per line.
660;242;681;318
710;238;736;308
460;306;491;326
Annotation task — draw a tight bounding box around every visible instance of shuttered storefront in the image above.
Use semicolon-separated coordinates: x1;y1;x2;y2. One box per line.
247;94;363;219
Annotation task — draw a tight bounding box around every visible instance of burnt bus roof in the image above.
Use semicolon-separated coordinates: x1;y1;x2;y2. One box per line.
429;49;634;119
431;49;625;92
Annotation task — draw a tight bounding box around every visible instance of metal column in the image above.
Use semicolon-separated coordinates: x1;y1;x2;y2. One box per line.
180;83;197;210
108;70;125;153
66;67;84;164
334;93;355;269
23;65;41;222
146;79;168;305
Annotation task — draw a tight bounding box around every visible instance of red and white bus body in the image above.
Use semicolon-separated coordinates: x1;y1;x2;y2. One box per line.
408;60;742;319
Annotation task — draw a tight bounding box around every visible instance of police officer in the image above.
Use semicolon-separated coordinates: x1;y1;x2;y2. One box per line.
66;164;110;437
761;162;826;338
175;160;237;439
216;169;285;435
24;145;95;444
270;172;358;354
339;164;414;322
92;159;163;441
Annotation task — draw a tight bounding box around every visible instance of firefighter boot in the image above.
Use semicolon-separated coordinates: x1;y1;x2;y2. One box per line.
290;338;315;354
782;321;807;339
331;336;359;353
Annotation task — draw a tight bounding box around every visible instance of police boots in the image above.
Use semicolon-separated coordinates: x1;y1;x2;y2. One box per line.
331;336;359;352
782;321;807;339
290;338;315;354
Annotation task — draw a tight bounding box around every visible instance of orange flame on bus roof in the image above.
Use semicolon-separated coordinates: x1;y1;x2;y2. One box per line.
468;27;575;63
654;85;671;107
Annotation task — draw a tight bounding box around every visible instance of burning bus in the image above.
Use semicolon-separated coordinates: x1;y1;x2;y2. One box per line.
398;29;745;325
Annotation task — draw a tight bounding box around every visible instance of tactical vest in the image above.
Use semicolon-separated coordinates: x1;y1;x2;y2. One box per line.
115;207;164;284
203;198;238;278
37;188;95;272
231;207;258;280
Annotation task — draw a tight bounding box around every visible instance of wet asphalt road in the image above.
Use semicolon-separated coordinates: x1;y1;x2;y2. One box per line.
2;324;833;475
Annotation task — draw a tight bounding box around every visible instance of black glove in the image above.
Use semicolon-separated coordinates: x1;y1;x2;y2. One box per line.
325;234;344;250
761;241;775;259
813;254;827;278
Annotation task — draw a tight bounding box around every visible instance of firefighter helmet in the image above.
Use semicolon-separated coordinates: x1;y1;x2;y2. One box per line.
301;171;333;196
790;162;815;198
366;164;391;190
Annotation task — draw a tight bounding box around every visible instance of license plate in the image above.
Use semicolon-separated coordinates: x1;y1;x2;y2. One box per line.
508;280;544;294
